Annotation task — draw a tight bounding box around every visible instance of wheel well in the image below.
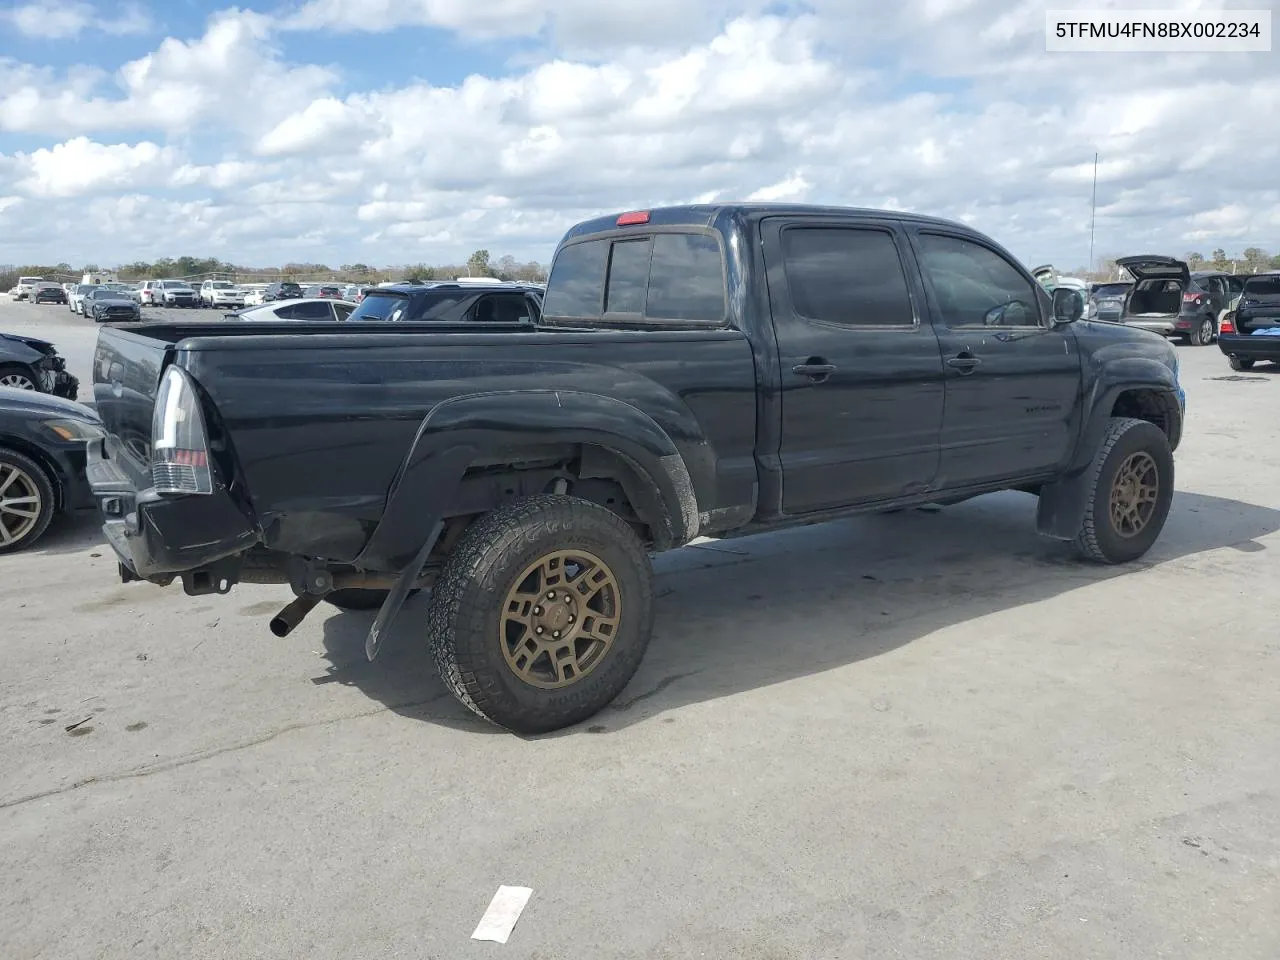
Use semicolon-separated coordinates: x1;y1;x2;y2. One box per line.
0;436;64;510
1110;389;1180;447
444;443;669;547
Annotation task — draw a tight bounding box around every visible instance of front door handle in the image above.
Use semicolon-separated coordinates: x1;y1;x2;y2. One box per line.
792;360;837;381
946;353;981;374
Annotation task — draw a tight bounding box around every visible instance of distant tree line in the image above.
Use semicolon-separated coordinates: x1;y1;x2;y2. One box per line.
1083;247;1280;281
0;249;548;289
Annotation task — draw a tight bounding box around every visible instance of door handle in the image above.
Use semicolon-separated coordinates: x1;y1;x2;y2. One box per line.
792;360;837;381
946;353;981;374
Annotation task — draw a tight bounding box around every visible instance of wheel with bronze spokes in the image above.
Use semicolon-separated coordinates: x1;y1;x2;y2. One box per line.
1073;417;1174;564
427;495;653;733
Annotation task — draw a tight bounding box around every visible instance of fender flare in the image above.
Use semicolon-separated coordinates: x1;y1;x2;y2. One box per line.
1036;376;1181;540
354;390;699;570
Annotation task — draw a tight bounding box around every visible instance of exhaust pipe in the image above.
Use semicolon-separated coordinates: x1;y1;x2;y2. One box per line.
269;594;321;638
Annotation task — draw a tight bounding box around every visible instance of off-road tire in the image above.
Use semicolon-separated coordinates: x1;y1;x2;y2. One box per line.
426;495;654;734
1072;417;1174;564
0;447;57;553
1189;315;1214;346
1228;357;1255;371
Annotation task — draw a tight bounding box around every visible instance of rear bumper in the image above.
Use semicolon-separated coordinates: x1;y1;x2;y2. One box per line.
1218;333;1280;362
86;438;259;580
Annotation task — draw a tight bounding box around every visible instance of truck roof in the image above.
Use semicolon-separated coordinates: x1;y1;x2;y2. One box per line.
561;203;971;242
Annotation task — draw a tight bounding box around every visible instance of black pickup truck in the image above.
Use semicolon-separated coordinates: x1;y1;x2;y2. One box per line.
88;204;1186;733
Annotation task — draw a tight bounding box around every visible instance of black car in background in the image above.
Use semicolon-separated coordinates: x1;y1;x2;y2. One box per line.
1115;255;1221;345
0;386;101;552
32;283;68;304
1218;273;1280;370
263;281;303;302
0;333;79;399
84;287;143;323
347;282;543;324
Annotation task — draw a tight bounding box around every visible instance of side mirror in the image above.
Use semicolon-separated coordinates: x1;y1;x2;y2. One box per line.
1052;288;1083;325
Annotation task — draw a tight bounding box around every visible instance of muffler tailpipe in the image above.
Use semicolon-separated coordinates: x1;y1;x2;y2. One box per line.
269;594;322;638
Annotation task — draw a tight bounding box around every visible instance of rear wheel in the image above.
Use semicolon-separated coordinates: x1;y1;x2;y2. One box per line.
0;448;57;553
426;495;654;733
1072;417;1174;564
1189;314;1215;346
1228;357;1255;371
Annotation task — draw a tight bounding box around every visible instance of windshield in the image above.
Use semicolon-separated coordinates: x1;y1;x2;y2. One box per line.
1092;283;1131;297
1243;276;1280;297
163;282;193;290
211;281;234;289
348;292;410;321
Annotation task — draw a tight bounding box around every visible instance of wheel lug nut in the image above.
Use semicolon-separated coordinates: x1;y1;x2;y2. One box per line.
533;606;542;615
568;615;575;624
547;591;556;599
535;626;544;634
552;630;561;639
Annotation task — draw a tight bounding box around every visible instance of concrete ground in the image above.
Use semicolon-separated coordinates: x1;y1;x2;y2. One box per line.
1;299;1278;959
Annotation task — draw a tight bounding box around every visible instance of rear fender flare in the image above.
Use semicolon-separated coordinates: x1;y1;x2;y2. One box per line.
355;390;698;570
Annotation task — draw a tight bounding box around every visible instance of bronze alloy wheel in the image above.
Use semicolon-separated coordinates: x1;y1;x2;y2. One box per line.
0;462;43;547
500;548;621;689
1108;451;1159;538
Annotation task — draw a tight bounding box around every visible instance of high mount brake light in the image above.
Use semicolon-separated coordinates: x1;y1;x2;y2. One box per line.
151;365;214;495
616;211;650;225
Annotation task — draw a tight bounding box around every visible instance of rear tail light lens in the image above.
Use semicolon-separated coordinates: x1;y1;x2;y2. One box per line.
1183;293;1201;304
151;366;213;495
1220;313;1235;334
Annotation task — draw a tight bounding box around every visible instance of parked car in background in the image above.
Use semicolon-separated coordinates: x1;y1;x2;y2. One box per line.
227;298;356;322
0;333;78;398
32;283;67;304
302;284;344;299
84;287;143;323
263;281;302;302
241;284;268;306
69;284;100;314
1115;255;1219;345
341;284;364;301
157;280;199;308
200;280;245;309
348;282;543;324
0;386;102;552
1087;281;1133;321
12;277;44;301
137;280;163;305
1217;272;1280;370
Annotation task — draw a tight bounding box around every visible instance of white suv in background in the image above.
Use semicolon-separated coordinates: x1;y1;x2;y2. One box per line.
200;280;245;309
12;276;44;300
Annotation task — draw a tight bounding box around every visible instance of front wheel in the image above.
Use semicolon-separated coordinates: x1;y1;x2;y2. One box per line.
1072;417;1174;564
1228;357;1255;371
0;447;57;553
1189;315;1215;346
426;495;654;733
0;365;38;391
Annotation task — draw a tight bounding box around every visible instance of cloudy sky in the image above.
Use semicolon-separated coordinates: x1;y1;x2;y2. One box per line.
0;0;1276;270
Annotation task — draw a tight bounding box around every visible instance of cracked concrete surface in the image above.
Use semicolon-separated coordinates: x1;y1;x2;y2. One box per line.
1;303;1278;959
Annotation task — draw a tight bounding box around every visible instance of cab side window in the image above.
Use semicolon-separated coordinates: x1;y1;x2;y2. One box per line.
916;233;1042;328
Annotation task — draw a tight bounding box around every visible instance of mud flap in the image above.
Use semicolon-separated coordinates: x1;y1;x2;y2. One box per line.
365;520;444;661
1035;470;1089;540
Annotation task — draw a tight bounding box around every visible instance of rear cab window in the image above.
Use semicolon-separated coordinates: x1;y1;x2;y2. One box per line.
543;231;726;325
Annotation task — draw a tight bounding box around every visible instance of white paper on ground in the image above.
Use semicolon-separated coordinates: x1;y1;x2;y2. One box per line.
471;885;533;944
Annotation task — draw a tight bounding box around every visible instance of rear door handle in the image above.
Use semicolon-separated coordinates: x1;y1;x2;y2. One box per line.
946;354;982;373
792;361;837;380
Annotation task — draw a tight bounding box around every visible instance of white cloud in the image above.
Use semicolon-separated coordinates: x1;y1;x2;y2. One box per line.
0;0;1278;269
15;137;180;198
4;1;152;39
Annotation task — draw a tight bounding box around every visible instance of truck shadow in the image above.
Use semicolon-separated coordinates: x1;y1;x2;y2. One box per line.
317;490;1280;735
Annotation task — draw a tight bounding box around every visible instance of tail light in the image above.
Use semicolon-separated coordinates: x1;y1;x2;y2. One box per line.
1182;292;1202;304
151;366;213;495
1220;313;1235;334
